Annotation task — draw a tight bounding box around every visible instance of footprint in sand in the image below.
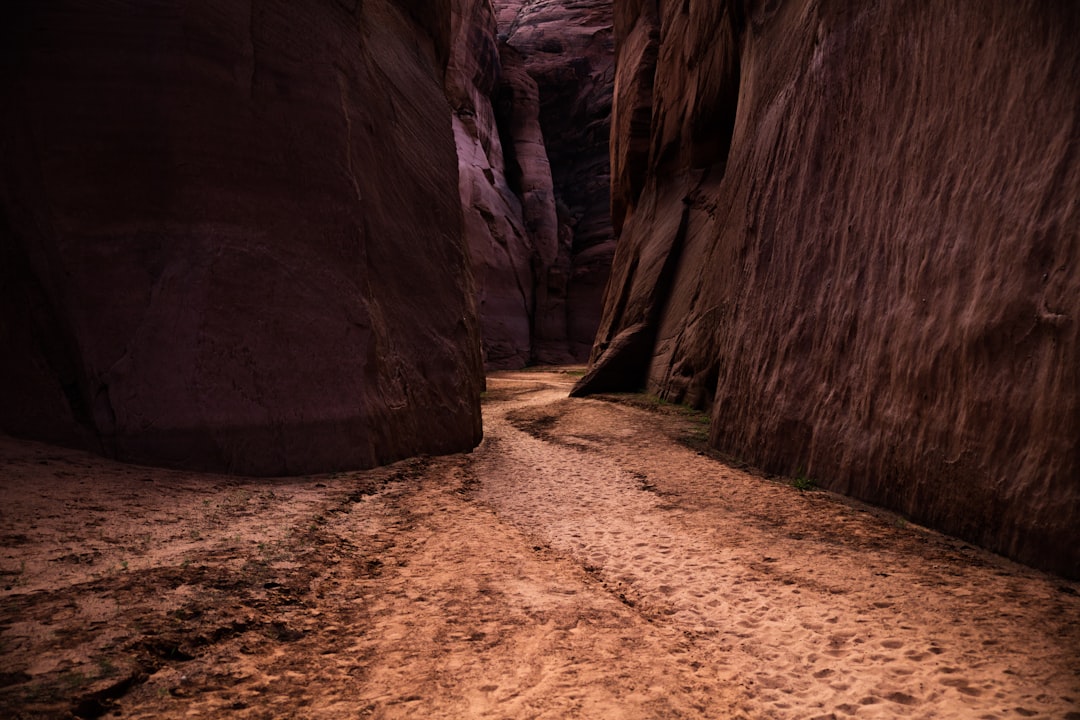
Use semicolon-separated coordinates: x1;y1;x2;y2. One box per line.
884;690;918;705
940;677;984;696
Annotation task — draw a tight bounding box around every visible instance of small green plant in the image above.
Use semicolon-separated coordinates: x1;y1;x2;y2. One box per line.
96;658;117;679
792;475;816;491
683;411;710;440
58;670;87;691
5;559;28;589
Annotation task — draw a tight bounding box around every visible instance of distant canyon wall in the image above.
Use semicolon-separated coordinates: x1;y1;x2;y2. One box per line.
451;0;614;368
0;0;483;475
576;1;1080;577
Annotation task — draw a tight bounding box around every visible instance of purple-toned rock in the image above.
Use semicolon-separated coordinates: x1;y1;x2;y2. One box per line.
578;1;1080;577
448;0;534;369
496;43;569;364
497;0;616;362
0;0;483;475
448;0;614;369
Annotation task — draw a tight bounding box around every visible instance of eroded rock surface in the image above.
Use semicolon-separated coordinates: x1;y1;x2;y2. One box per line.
497;0;616;363
0;0;483;475
450;0;614;368
448;0;535;369
577;1;1080;577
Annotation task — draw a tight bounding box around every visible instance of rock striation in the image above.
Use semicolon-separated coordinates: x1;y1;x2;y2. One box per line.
0;0;483;475
577;1;1080;577
450;0;614;368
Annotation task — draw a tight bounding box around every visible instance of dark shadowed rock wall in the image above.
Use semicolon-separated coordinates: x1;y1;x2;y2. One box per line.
496;0;616;364
0;0;484;475
576;0;1080;577
448;0;536;369
449;0;613;369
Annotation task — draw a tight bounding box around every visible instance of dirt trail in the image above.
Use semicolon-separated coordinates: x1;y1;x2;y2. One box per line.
1;369;1078;719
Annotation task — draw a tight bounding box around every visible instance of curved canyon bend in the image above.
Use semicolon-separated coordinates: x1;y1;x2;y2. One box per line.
1;370;1078;719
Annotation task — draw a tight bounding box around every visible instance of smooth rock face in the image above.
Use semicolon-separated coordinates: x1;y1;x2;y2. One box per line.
0;0;483;475
449;0;614;369
578;1;1080;577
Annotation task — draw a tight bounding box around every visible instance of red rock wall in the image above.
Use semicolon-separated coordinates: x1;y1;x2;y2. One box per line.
448;0;536;369
577;0;1080;577
0;0;483;475
449;0;613;369
497;0;616;364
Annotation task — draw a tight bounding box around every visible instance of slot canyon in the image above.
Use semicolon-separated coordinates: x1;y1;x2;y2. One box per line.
1;1;1078;718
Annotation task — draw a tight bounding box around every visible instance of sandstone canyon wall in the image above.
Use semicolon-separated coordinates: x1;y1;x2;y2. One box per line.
448;0;536;368
497;0;616;364
576;1;1080;577
0;0;484;475
451;0;614;368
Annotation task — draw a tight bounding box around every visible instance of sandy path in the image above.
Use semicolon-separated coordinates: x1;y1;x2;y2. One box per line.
477;372;1080;719
0;369;1078;718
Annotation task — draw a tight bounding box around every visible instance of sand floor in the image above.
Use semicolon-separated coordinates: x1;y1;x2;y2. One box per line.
1;368;1078;718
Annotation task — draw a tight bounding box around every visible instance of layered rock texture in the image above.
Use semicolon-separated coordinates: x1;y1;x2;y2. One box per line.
448;0;535;368
450;0;614;368
0;0;483;475
577;1;1080;577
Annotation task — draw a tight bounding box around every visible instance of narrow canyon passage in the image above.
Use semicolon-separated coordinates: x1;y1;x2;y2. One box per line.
1;371;1078;718
471;371;1080;719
